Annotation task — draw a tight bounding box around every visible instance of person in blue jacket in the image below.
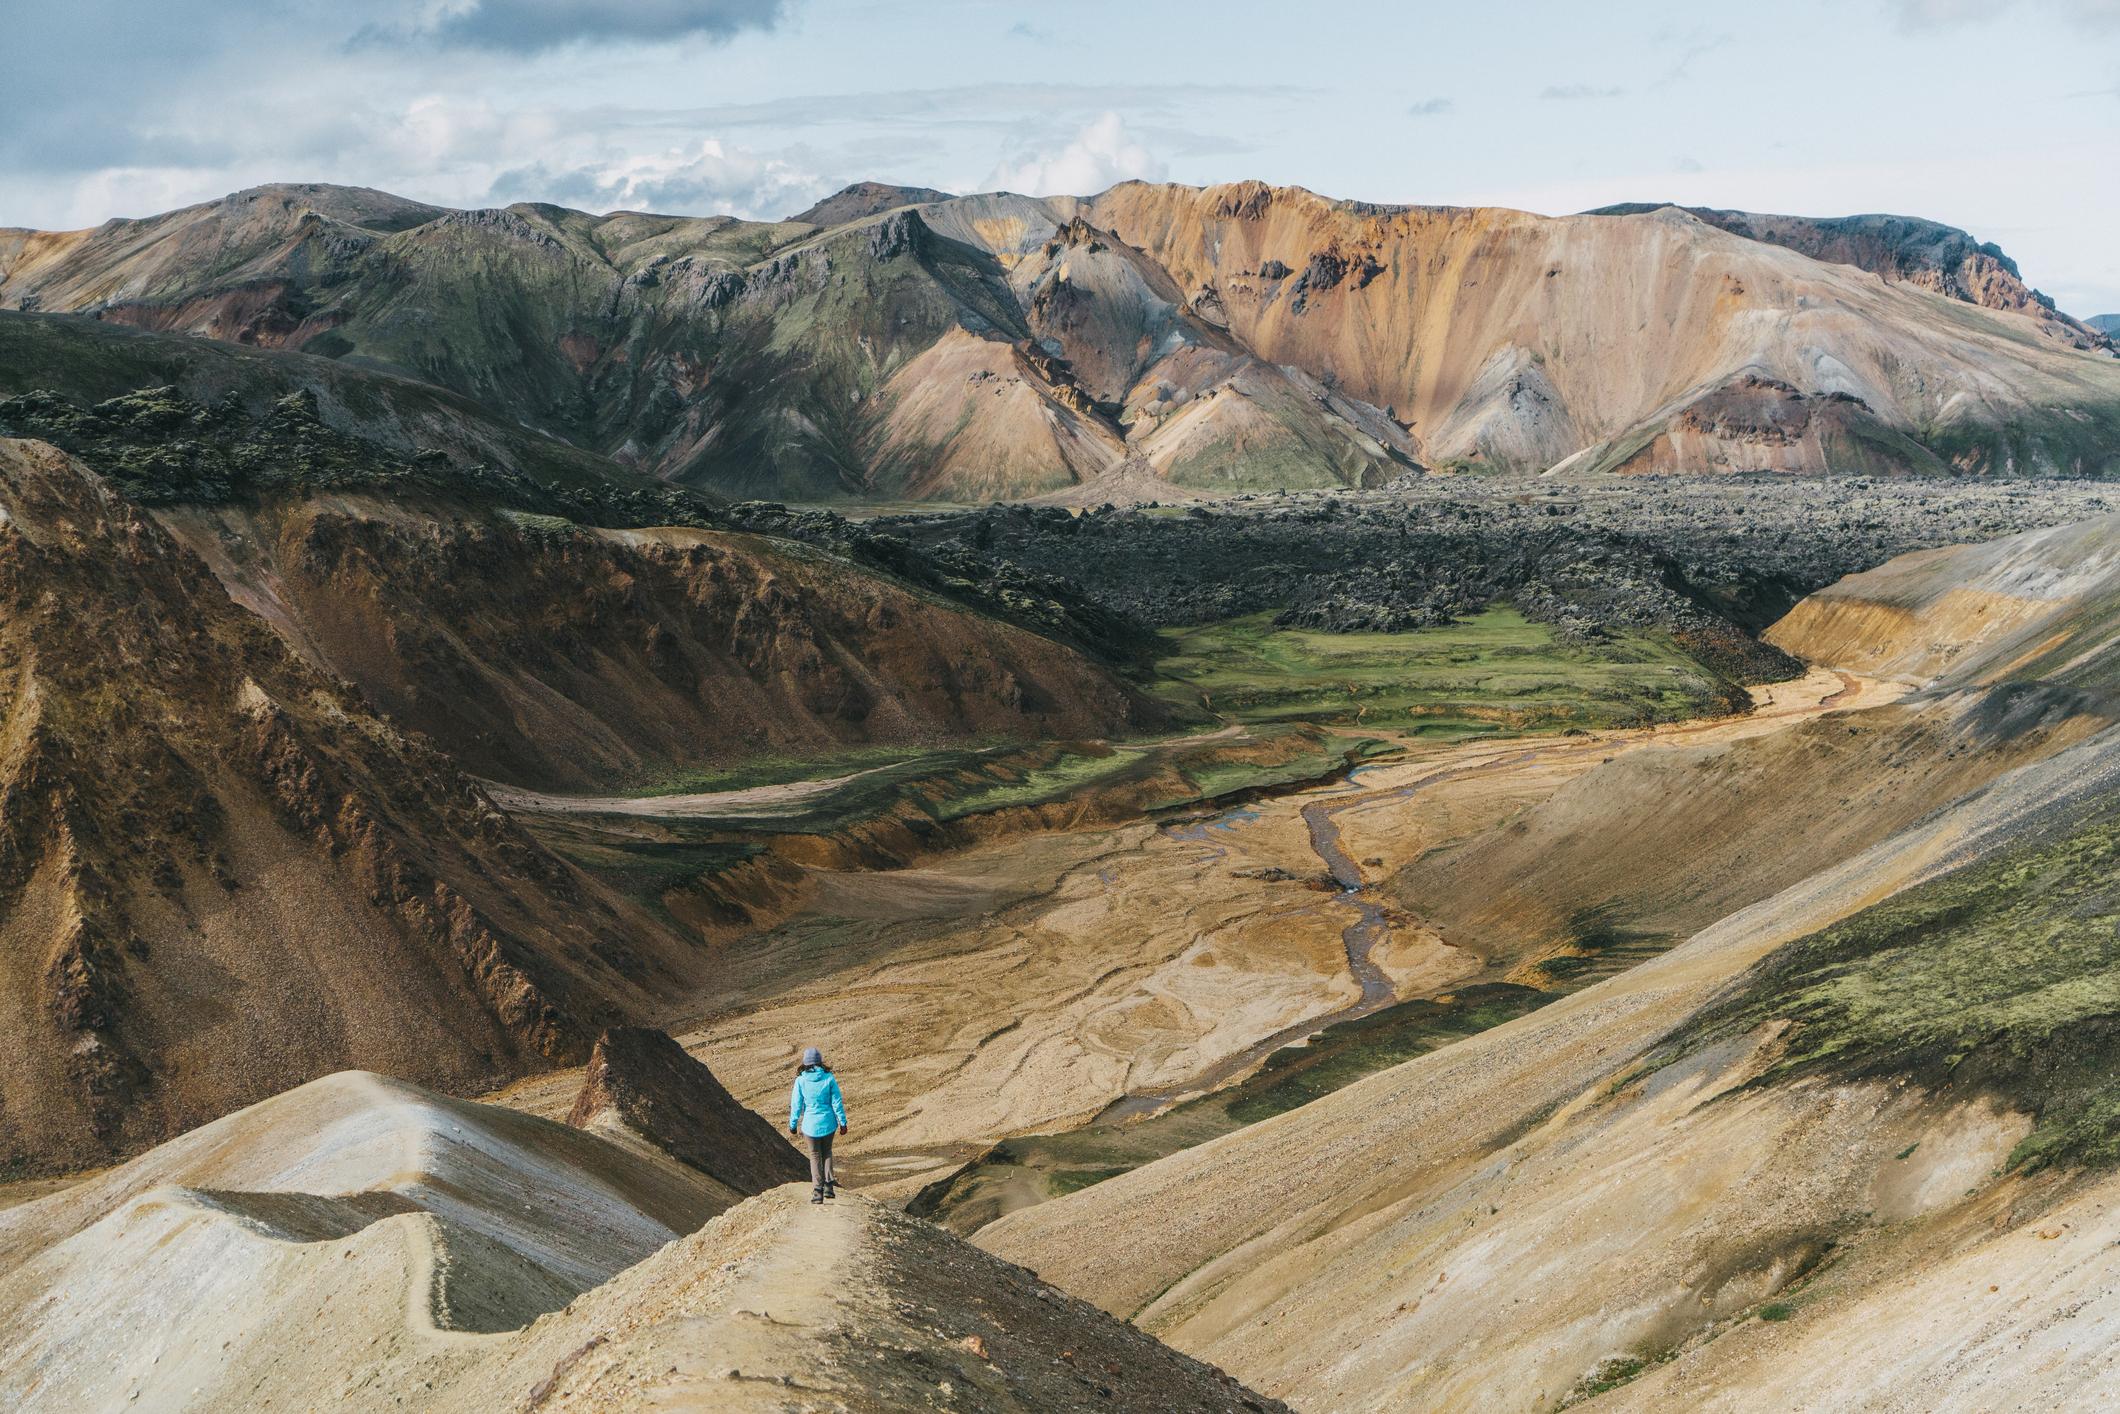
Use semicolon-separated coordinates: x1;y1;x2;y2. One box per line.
789;1046;849;1202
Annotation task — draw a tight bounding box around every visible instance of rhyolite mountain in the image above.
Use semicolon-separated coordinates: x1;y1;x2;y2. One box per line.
1585;202;2111;350
5;179;2119;501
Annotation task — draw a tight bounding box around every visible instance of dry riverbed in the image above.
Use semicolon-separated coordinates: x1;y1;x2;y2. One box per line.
491;667;1892;1199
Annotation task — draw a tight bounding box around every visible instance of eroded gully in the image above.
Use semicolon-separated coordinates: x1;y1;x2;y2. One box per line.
1094;744;1557;1122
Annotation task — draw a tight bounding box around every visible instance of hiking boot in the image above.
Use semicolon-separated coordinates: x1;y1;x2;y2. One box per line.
824;1181;838;1200
811;1187;825;1204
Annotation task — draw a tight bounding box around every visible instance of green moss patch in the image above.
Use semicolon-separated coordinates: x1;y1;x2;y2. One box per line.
1562;1355;1651;1405
1224;984;1552;1124
1145;607;1743;734
1653;800;2120;1170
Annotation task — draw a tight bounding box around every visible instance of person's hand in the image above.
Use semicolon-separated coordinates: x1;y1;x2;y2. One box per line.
789;1125;799;1136
838;1125;848;1136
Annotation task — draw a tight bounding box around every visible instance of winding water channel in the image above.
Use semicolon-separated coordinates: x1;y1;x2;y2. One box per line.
1095;745;1551;1122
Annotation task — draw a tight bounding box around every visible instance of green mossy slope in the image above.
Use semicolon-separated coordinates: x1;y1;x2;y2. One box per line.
1657;790;2120;1170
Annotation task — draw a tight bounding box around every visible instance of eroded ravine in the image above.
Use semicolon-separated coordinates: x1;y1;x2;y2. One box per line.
1094;750;1548;1122
489;668;1891;1195
953;668;1897;1157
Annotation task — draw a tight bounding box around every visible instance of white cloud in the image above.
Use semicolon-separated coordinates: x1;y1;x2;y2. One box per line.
984;112;1165;197
1891;0;2120;28
487;137;827;218
392;96;563;166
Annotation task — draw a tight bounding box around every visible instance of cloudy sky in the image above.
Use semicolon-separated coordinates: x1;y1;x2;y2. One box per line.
7;0;2119;313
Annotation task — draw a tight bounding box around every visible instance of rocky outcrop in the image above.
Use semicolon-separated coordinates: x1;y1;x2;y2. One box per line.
865;208;927;260
565;1027;806;1193
1018;339;1115;423
1595;373;1943;477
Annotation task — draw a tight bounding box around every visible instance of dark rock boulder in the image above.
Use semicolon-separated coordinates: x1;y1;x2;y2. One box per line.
566;1027;806;1194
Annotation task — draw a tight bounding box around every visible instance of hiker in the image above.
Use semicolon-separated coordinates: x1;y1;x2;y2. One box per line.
789;1046;849;1202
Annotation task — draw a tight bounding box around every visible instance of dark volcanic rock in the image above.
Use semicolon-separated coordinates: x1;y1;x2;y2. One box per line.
566;1027;806;1194
866;209;926;260
888;476;2120;686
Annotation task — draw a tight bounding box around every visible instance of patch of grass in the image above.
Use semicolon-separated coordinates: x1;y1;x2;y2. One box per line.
1759;1302;1798;1322
533;825;765;926
932;745;1150;821
632;741;1000;798
620;727;1379;838
540;831;761;889
1151;731;1393;812
923;726;1384;826
1652;800;2120;1170
1146;607;1738;734
1048;1168;1124;1196
1560;1356;1653;1407
621;745;1097;837
1225;984;1552;1124
1525;914;1677;988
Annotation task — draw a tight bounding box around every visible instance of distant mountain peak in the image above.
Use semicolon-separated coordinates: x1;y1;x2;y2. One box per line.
791;180;953;226
1584;201;2108;349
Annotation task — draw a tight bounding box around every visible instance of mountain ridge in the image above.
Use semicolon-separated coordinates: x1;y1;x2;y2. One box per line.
4;179;2117;501
1584;200;2109;349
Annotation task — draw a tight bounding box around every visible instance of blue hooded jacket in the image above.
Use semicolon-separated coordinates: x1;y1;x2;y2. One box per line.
789;1067;847;1139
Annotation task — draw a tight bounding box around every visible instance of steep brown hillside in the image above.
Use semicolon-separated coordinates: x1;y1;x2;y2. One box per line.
0;439;703;1175
154;495;1160;792
1386;681;2109;969
1766;511;2120;691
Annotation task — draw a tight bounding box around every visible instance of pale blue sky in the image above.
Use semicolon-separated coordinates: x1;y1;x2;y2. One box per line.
6;0;2118;312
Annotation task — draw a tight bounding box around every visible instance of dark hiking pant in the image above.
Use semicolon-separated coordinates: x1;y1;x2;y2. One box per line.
808;1133;835;1189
